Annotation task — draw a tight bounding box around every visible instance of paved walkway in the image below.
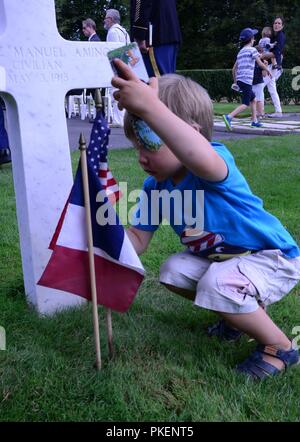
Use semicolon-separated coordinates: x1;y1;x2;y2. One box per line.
66;113;300;152
67;115;276;152
214;113;300;136
67;117;133;151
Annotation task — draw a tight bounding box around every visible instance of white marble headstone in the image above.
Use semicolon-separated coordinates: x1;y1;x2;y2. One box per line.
0;0;122;314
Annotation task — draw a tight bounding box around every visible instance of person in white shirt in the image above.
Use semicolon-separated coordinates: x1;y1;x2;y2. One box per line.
104;9;130;127
104;9;130;43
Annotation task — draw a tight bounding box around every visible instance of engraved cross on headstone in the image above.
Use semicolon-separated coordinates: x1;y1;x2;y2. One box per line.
0;0;121;314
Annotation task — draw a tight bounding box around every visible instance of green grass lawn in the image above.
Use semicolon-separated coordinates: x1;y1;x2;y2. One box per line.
213;103;300;117
0;135;300;422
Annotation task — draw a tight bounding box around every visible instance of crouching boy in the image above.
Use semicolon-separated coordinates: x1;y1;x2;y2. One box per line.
111;59;300;380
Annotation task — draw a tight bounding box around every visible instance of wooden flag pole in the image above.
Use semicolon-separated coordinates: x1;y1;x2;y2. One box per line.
106;309;114;359
95;89;114;360
79;132;102;371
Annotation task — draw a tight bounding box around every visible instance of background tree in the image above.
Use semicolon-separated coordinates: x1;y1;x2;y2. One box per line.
55;0;129;41
176;0;299;69
55;0;299;69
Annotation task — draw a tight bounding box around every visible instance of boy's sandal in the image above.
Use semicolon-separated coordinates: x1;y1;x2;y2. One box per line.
207;320;243;342
236;344;300;380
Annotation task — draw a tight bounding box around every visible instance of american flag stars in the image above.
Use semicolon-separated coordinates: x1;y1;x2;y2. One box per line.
86;111;120;202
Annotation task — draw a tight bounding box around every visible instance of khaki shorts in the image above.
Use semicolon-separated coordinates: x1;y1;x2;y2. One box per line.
159;249;300;314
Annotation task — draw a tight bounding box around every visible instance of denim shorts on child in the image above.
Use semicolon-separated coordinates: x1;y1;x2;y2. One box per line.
237;81;256;106
159;249;300;314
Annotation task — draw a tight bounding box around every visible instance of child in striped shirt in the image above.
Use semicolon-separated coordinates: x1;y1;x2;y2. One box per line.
223;28;271;131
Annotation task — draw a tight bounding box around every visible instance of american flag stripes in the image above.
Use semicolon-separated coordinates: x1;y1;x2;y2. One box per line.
88;111;121;203
38;111;144;312
180;228;224;254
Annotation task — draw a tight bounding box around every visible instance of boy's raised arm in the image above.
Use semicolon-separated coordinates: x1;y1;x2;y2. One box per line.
111;60;228;182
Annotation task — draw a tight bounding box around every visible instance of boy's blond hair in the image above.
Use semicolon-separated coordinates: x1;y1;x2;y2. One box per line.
262;26;272;37
124;74;213;143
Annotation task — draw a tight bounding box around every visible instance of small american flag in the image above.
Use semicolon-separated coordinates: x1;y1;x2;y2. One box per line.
38;110;144;312
181;228;224;253
88;110;121;203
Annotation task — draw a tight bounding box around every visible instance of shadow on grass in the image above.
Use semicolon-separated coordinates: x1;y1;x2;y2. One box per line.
5;279;25;299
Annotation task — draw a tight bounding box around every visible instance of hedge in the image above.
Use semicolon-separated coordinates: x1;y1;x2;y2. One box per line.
176;69;300;104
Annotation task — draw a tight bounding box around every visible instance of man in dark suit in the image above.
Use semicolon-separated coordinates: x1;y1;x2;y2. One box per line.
0;99;11;165
82;18;101;41
130;0;181;77
81;18;101;122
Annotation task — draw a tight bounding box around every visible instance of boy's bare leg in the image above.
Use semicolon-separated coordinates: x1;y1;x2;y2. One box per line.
220;307;292;370
256;100;264;116
229;104;247;119
163;284;292;370
250;99;257;122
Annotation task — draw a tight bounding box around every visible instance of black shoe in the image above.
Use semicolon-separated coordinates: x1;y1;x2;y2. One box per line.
0;148;11;165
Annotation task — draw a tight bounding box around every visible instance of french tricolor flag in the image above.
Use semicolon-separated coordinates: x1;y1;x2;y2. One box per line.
38;112;144;313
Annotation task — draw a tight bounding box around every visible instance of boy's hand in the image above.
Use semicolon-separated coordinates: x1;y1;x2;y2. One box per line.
111;59;158;118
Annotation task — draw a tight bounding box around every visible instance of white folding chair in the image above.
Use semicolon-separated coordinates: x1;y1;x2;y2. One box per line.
85;90;96;120
103;88;113;123
66;92;84;119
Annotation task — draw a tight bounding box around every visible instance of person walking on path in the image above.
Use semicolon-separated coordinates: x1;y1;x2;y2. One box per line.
82;18;101;41
261;16;286;118
104;9;130;44
223;28;271;131
104;9;130;127
81;18;101;122
253;46;269;119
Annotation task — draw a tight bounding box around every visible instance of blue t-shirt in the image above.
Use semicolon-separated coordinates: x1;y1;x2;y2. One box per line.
131;142;300;258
